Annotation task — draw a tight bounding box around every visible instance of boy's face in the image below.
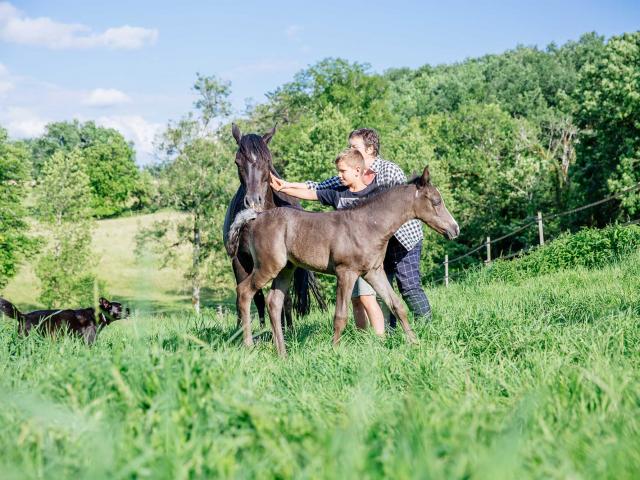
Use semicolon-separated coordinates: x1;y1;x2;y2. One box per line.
336;160;361;187
349;135;373;159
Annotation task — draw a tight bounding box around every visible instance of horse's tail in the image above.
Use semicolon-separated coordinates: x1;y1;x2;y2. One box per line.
225;209;258;257
308;272;328;312
0;298;24;322
291;269;327;316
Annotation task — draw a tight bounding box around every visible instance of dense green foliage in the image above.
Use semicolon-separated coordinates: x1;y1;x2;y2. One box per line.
473;224;640;283
30;120;146;217
34;149;97;307
1;252;638;478
0;127;39;289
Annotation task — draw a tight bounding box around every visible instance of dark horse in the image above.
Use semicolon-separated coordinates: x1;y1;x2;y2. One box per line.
223;124;325;329
227;167;460;356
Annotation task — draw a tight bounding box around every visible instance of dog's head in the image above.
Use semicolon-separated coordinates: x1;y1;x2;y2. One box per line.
99;297;130;324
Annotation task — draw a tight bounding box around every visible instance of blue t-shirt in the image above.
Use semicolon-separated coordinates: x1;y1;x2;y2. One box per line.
316;178;379;210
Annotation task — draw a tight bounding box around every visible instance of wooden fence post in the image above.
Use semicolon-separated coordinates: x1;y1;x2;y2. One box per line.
537;211;545;246
444;254;449;287
485;236;491;265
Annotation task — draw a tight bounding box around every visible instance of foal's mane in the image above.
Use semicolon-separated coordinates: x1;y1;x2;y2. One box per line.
340;180;422;211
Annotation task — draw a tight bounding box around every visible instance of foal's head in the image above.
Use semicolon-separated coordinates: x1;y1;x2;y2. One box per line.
411;167;460;240
232;123;276;211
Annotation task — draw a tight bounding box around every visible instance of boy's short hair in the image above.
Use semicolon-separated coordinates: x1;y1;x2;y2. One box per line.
349;128;380;156
335;148;365;170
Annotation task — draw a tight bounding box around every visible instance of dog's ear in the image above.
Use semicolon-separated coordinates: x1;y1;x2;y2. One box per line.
232;123;242;145
99;297;110;309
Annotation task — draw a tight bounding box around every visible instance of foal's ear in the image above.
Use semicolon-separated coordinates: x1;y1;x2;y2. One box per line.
232;123;242;145
99;297;110;309
262;125;277;145
417;166;431;188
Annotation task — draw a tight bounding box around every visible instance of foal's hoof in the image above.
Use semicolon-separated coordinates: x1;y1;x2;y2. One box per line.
243;338;255;348
406;331;419;345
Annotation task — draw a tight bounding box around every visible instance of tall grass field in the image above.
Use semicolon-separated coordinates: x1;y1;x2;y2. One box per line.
1;219;639;478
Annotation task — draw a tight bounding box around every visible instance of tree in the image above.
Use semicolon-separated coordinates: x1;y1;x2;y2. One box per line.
31;120;141;217
573;31;640;221
137;75;237;312
0;127;39;289
35;149;97;307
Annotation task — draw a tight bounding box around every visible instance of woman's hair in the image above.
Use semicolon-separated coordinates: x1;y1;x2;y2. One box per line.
349;128;380;156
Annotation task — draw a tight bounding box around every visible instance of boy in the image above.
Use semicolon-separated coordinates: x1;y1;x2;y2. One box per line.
270;149;385;335
305;128;432;326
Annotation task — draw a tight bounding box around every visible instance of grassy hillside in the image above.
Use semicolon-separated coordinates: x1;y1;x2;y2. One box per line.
1;211;228;313
1;251;638;478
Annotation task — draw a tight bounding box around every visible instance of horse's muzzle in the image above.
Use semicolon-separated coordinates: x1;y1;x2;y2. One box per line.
244;195;264;211
445;223;460;240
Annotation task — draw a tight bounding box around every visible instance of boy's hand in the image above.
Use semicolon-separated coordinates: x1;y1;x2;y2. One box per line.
270;174;287;192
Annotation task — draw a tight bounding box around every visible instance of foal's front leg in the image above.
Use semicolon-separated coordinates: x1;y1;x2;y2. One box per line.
364;267;417;344
267;266;295;357
333;269;359;345
237;275;257;347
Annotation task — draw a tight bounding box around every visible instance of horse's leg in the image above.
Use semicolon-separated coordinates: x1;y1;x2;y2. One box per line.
283;294;293;330
333;269;359;345
254;290;266;328
267;266;295;357
364;268;417;344
237;274;258;347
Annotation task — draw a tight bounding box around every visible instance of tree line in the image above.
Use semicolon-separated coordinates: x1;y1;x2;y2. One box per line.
1;31;638;308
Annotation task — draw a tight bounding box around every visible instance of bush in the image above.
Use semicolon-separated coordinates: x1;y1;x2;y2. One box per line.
472;224;640;283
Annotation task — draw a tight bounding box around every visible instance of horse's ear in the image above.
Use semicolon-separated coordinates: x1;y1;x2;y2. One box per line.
232;123;242;145
262;125;277;145
418;166;431;187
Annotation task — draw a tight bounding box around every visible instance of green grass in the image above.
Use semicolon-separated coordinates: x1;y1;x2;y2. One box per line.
1;251;639;478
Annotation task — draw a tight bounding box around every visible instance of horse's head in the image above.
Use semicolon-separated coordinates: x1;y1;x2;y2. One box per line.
412;167;460;240
232;123;276;212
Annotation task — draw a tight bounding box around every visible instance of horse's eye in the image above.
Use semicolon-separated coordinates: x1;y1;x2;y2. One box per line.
431;198;442;207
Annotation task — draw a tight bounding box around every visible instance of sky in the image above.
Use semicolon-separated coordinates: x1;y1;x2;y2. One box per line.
0;0;638;164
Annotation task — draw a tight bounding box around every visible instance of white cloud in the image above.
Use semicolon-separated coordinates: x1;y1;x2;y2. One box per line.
0;2;158;50
84;88;131;107
96;115;163;163
285;25;302;40
0;62;12;95
2;106;47;138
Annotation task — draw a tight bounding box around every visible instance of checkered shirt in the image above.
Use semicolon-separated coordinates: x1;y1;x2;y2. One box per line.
304;157;424;251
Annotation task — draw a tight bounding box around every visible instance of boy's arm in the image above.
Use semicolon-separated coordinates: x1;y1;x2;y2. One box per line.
279;186;318;201
270;174;318;200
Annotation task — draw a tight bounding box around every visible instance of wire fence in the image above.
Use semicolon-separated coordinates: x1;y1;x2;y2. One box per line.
430;181;640;287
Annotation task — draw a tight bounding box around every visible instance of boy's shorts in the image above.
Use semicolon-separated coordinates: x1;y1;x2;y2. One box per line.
352;277;376;298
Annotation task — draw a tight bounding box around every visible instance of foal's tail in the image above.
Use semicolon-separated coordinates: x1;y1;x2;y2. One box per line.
0;298;24;322
225;209;258;257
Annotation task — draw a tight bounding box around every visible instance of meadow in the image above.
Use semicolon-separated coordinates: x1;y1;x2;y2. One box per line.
1;225;638;478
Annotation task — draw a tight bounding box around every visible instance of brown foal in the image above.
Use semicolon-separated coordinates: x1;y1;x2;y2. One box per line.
227;166;460;356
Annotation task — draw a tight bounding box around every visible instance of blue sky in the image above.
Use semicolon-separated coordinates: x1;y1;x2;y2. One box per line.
0;0;638;164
